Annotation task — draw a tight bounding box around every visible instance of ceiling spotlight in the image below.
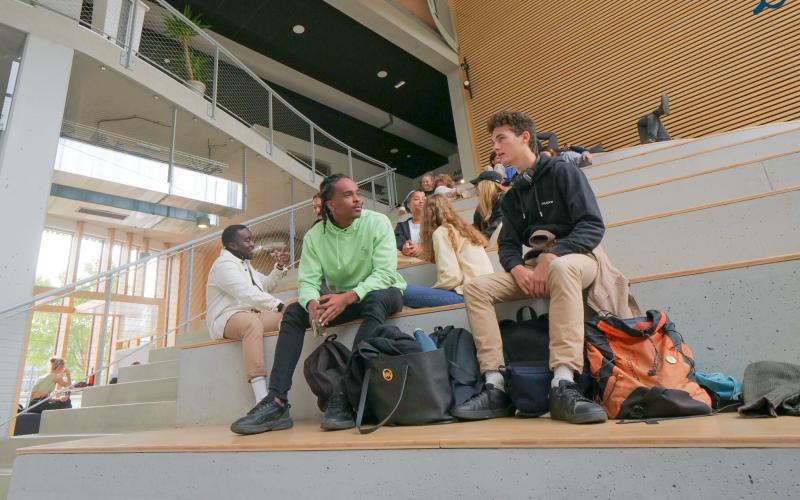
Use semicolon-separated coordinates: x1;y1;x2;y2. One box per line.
390;148;399;154
152;95;160;100
406;154;411;158
100;65;107;71
377;70;388;78
394;80;406;89
228;137;234;142
196;214;211;229
292;24;306;34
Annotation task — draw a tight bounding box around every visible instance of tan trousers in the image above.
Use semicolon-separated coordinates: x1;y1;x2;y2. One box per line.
223;310;283;381
463;253;598;374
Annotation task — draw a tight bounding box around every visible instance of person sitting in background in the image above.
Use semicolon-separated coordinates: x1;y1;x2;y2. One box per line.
484;151;506;178
395;190;426;258
560;145;594;168
421;171;436;197
471;171;510;239
230;174;406;435
206;224;290;405
312;193;323;224
25;357;72;413
403;194;494;308
433;173;459;199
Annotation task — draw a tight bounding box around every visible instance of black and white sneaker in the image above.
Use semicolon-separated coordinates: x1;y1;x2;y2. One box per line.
451;384;514;420
320;392;355;431
230;396;293;435
549;380;607;424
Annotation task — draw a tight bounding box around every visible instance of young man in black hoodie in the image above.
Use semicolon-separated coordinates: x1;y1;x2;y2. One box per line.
453;111;607;424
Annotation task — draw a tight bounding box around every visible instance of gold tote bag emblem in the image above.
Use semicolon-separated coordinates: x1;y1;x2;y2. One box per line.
382;369;394;381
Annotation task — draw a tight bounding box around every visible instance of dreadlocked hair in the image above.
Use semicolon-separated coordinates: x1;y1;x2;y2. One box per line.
419;194;488;263
318;173;350;232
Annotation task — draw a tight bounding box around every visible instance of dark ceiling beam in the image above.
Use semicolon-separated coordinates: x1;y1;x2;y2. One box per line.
50;184;202;222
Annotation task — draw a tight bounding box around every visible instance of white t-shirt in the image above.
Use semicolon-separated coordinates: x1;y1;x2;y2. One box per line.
409;221;421;245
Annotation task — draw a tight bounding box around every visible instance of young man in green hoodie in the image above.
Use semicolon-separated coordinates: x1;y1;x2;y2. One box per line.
230;174;406;435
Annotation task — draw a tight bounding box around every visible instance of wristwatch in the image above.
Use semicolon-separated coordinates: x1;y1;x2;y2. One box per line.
276;302;285;313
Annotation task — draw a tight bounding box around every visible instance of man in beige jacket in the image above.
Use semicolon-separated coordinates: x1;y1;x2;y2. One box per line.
206;224;289;403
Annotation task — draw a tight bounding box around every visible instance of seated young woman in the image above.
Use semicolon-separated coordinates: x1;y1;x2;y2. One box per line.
403;194;494;308
394;190;426;258
471;171;510;239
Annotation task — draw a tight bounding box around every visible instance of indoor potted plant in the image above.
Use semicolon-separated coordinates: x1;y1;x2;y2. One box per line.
163;5;212;95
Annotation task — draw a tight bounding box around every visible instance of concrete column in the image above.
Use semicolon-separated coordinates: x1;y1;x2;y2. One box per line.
446;68;477;178
0;34;74;435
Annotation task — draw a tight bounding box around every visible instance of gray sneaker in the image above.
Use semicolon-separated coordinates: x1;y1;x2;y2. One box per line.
230;397;293;435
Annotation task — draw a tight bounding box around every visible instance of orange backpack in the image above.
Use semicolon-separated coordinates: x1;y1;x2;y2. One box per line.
585;310;712;419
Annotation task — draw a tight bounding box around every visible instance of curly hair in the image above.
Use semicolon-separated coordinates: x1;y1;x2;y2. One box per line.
486;111;537;153
419;194;488;262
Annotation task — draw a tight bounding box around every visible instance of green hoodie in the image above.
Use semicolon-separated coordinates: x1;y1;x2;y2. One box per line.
297;209;407;309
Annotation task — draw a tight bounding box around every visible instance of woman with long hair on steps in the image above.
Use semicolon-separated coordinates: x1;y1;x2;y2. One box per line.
471;171;510;239
403;194;494;308
25;357;73;413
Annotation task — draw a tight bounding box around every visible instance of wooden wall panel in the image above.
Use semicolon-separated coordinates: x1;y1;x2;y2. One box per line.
451;0;800;172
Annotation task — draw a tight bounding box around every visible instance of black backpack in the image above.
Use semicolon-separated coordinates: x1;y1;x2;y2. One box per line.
303;334;351;411
429;326;482;406
499;307;552;417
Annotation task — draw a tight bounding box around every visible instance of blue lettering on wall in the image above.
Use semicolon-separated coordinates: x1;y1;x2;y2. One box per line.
753;0;786;14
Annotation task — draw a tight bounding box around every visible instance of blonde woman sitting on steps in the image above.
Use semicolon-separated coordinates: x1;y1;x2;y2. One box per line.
403;195;494;308
471;170;510;239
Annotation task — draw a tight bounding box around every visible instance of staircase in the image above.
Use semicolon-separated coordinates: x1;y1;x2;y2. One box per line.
5;122;800;499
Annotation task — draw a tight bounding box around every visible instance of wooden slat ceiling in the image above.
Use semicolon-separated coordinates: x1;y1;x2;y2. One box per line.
451;0;800;172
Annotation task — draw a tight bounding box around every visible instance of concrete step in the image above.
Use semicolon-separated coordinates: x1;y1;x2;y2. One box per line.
1;468;9;500
589;127;800;195
0;434;108;468
590;138;693;165
8;418;800;500
80;378;178;407
117;359;179;384
586;121;800;179
177;298;536;426
598;151;800;225
175;324;210;346
38;401;176;435
603;189;800;277
147;345;181;363
630;257;800;377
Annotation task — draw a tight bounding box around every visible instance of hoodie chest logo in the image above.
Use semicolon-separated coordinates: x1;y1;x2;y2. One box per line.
540;200;554;206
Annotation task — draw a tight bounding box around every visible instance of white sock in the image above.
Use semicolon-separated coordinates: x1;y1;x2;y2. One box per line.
485;370;505;392
250;376;268;402
552;365;575;388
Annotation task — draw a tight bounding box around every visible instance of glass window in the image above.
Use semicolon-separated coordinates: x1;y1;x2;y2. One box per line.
35;229;73;288
77;236;104;286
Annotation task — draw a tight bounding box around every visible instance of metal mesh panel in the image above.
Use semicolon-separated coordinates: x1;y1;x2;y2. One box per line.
272;96;313;171
312;127;350;177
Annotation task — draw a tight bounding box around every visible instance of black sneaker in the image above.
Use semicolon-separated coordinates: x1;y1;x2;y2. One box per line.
451;384;514;420
549;380;607;424
320;392;355;431
230;396;293;435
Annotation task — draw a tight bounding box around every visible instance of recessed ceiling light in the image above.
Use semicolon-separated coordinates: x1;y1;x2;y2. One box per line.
292;24;305;34
377;70;388;78
152;95;160;100
390;148;399;154
394;80;406;89
100;65;107;71
406;154;411;158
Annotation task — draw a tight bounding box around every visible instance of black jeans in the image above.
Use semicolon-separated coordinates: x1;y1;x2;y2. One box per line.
268;287;404;399
637;111;671;143
25;397;71;414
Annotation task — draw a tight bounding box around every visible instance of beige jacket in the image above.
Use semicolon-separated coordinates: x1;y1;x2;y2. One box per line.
432;225;494;294
586;245;641;319
206;249;288;339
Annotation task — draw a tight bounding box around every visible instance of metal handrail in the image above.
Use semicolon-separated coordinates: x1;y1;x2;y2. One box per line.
0;168;396;317
149;0;392;170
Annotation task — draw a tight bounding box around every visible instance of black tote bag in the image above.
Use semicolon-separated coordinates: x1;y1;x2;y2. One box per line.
355;348;455;434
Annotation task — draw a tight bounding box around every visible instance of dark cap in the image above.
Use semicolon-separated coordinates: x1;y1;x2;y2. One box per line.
470;171;503;185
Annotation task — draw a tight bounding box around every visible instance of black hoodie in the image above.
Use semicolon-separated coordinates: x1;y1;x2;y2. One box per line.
498;155;605;272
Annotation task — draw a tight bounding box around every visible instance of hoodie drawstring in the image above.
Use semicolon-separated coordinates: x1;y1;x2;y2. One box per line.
533;182;543;218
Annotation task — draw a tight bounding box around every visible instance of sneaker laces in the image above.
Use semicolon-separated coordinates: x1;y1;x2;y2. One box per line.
561;382;592;403
248;396;287;415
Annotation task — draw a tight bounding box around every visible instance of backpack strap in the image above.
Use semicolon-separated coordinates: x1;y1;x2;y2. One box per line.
323;334;349;369
355;363;410;435
516;306;538;323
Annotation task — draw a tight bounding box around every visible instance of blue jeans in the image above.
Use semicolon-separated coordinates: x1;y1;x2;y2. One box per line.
403;284;464;308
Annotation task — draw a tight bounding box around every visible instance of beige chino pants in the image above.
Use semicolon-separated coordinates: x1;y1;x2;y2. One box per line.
223;310;283;381
463;253;598;374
